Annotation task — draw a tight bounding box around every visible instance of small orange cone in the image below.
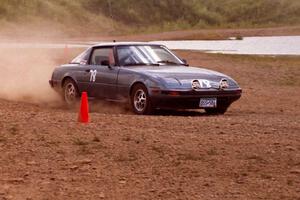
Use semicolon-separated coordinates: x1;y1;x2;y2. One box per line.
64;44;69;62
78;92;89;123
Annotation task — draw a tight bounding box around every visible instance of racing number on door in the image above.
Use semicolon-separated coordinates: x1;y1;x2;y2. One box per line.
90;70;97;82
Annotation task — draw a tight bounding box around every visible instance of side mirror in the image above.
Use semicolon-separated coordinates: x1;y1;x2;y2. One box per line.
182;59;189;66
101;60;111;67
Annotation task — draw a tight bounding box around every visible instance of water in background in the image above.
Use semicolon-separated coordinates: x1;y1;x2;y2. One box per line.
0;36;300;56
153;36;300;56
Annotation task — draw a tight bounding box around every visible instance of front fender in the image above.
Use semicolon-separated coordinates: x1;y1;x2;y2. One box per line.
129;78;161;96
117;68;162;98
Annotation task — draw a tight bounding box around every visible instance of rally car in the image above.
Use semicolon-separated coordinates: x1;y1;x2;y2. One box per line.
49;42;242;115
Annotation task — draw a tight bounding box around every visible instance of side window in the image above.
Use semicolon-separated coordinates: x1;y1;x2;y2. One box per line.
71;48;91;65
90;48;115;66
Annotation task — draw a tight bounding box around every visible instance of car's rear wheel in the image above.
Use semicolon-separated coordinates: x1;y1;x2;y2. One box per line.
63;79;79;106
131;84;154;115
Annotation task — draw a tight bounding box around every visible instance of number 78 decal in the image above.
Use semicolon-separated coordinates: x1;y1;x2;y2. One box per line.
90;70;97;82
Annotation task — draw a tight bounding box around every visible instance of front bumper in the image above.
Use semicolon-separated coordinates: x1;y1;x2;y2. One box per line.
150;88;242;109
49;80;54;87
49;80;62;94
49;79;61;88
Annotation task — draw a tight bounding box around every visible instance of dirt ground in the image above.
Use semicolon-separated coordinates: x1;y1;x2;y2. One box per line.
0;45;300;199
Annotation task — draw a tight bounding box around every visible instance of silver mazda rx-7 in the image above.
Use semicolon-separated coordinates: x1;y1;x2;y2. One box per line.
49;42;242;115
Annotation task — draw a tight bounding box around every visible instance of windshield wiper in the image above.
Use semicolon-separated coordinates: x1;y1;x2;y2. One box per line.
157;60;181;65
123;63;159;66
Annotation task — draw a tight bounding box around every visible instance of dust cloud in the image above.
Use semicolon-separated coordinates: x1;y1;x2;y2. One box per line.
89;101;132;115
0;47;62;104
0;45;131;114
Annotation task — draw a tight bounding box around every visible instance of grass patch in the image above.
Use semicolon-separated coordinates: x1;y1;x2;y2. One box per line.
78;146;93;155
280;75;300;86
207;148;219;156
235;35;244;40
261;173;272;180
73;138;89;146
245;155;267;163
0;136;6;143
9;125;19;135
92;135;100;142
114;151;138;162
287;179;294;186
72;138;94;154
0;0;300;35
151;145;165;158
178;151;204;161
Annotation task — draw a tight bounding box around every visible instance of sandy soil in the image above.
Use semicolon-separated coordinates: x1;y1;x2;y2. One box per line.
1;26;300;43
0;47;300;199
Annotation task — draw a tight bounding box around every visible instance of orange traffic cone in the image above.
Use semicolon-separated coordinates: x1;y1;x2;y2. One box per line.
78;92;89;123
64;44;69;62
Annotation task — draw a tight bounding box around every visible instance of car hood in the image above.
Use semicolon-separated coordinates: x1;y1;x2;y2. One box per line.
126;65;239;89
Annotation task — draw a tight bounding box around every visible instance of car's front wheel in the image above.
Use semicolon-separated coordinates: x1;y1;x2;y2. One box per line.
131;84;154;115
63;79;79;106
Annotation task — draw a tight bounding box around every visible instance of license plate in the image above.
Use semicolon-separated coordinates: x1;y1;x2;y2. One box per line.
199;98;217;108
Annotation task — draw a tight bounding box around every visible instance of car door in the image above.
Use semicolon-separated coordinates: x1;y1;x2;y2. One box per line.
69;48;93;94
87;47;119;99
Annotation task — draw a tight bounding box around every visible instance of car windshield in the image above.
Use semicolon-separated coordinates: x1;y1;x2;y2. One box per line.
117;45;184;66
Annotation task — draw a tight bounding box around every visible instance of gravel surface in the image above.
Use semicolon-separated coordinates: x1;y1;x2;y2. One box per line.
0;50;299;200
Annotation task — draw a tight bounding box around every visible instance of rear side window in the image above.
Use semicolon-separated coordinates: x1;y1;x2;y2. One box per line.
71;48;91;65
90;48;115;66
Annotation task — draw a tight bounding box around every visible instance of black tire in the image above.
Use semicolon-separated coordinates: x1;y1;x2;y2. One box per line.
205;105;229;115
130;84;154;115
62;79;79;106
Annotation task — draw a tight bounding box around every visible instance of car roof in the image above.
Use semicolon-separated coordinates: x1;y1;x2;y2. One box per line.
91;42;162;48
